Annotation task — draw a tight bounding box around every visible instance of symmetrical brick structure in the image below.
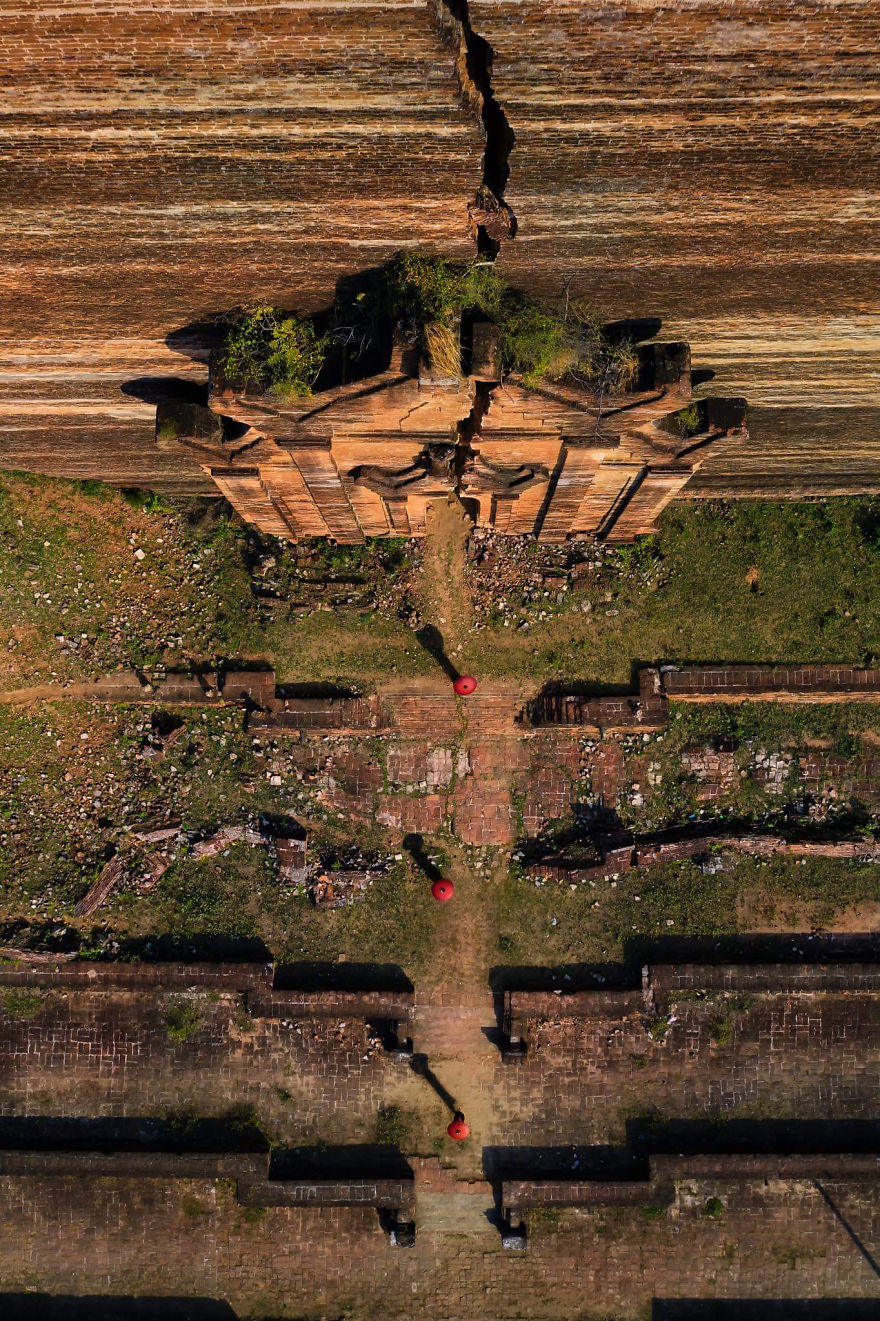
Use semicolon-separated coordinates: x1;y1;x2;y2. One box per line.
164;334;746;542
7;957;880;1309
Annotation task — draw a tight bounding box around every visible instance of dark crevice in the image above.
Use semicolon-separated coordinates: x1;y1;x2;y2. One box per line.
432;0;517;258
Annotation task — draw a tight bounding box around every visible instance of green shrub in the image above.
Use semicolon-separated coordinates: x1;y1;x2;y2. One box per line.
224;1101;260;1136
219;254;635;395
359;251;505;328
156;418;179;442
335;253;631;389
121;488;172;515
708;1015;735;1046
676;403;702;438
165;1000;203;1043
495;290;576;385
218;304;328;398
704;1196;724;1218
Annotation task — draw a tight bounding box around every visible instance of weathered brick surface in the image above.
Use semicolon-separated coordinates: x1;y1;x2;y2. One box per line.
504;1153;880;1212
0;1;478;489
664;665;880;697
0;988;410;1141
6;980;880;1311
485;995;880;1190
472;0;880;488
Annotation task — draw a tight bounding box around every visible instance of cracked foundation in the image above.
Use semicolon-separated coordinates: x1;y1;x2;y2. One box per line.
431;0;517;258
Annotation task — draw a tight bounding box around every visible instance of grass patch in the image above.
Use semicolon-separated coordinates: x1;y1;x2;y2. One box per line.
375;1104;412;1148
468;498;880;682
0;471;260;685
0;988;43;1019
669;700;880;751
10;474;880;696
497;854;880;965
0;698;436;974
164;1000;204;1043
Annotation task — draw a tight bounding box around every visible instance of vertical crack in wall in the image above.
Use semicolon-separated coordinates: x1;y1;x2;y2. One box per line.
431;0;517;259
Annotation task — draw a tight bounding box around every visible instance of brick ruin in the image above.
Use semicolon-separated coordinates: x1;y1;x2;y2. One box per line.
3;0;880;1314
1;0;878;499
22;658;880;851
160;325;746;543
6;949;880;1309
7;656;880;1308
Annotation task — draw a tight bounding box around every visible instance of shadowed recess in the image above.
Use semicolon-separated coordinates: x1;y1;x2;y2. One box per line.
0;1301;239;1321
0;1117;268;1153
268;1144;413;1181
272;961;413;993
654;1304;880;1320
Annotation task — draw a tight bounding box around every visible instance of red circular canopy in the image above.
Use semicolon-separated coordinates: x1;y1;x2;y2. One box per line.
453;675;478;696
447;1117;470;1140
431;878;454;902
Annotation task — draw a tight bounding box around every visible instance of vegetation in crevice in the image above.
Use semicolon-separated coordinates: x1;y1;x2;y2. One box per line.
216;253;637;395
216;304;329;398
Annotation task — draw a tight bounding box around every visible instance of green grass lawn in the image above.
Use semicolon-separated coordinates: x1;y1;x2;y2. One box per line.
470;499;880;681
496;854;880;966
0;471;426;688
7;473;880;691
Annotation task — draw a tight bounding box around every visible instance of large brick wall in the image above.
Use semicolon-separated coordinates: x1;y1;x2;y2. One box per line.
471;0;880;491
0;0;478;489
5;984;880;1312
2;2;879;501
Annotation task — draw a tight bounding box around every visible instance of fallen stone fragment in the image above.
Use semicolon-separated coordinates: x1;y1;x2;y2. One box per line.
74;854;126;917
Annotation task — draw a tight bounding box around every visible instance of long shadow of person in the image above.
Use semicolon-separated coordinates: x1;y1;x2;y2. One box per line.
414;623;459;683
402;833;443;883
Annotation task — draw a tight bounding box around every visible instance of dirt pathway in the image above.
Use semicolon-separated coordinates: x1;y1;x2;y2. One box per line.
412;838;500;1179
409;499;504;1177
419;495;474;656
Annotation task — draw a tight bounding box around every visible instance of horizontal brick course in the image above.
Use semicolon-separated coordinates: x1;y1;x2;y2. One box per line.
0;1;478;490
0;960;413;1026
